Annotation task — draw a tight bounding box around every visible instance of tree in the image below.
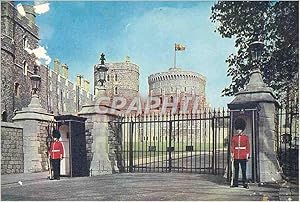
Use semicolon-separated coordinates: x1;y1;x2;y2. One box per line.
211;1;298;102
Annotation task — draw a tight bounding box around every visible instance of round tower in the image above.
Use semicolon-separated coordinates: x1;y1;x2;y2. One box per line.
148;67;207;110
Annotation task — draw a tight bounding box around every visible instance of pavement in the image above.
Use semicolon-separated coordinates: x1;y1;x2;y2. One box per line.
1;172;299;201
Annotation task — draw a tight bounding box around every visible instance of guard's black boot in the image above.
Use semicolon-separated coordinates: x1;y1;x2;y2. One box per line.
231;179;238;187
243;183;249;189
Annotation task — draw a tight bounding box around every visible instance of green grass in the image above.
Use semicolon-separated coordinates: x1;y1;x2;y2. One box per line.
121;142;227;160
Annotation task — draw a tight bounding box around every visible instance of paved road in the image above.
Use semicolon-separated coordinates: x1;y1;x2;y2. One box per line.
1;173;282;201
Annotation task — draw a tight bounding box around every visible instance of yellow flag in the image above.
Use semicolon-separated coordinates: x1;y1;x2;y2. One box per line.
175;43;186;51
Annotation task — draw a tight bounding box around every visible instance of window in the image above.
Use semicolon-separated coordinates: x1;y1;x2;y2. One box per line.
1;111;7;122
23;61;28;75
14;83;20;97
115;74;117;81
23;35;28;49
107;75;110;81
114;87;118;95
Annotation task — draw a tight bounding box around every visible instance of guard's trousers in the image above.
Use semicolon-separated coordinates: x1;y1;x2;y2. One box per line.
51;159;61;179
233;159;247;185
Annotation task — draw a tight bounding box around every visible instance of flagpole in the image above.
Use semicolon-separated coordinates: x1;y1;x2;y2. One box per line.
174;43;176;68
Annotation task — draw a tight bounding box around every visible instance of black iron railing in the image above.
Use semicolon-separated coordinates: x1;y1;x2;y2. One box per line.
276;98;299;182
114;109;230;175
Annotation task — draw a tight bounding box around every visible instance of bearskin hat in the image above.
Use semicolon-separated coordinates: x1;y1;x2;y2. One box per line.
52;130;61;139
234;118;246;131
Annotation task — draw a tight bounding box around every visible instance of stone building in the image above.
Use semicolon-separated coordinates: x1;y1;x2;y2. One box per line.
1;1;39;122
94;56;140;104
148;67;208;112
1;1;93;122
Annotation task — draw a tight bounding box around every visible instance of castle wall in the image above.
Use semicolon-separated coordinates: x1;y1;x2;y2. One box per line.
1;2;93;122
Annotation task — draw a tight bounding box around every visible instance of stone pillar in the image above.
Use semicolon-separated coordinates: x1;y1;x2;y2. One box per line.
78;98;120;176
228;69;282;183
12;94;54;173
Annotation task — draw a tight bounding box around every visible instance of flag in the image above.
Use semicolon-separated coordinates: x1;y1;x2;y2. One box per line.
175;43;186;51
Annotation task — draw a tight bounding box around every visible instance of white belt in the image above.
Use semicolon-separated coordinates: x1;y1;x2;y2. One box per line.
52;150;60;152
235;147;246;149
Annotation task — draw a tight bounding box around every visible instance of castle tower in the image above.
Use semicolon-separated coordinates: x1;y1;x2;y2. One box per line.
94;56;140;105
148;67;208;111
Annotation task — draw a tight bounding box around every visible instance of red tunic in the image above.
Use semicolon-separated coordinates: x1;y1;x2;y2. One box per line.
230;134;250;160
49;140;64;159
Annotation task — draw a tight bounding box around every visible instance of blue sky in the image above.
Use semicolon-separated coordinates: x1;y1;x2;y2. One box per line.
35;1;236;108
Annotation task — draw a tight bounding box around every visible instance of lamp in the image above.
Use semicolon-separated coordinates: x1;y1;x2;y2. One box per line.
249;34;264;62
30;65;41;95
94;53;108;86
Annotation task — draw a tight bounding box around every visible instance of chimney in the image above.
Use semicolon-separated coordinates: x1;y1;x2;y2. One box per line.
84;79;90;92
61;63;69;79
54;58;60;74
76;75;83;87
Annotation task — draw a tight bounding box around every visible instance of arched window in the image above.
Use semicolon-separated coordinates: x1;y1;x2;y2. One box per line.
23;35;28;49
115;74;118;81
114;87;118;95
23;61;28;75
14;82;20;97
107;75;110;81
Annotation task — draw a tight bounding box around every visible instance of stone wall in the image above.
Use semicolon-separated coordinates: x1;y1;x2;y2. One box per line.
1;122;24;174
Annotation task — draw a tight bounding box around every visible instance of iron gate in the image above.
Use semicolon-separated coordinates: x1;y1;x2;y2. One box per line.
276;98;299;181
115;109;230;175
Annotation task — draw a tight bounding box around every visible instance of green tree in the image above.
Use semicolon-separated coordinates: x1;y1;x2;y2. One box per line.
211;1;298;102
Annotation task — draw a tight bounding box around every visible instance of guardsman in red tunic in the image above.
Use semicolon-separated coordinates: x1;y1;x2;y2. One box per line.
230;125;250;188
49;130;64;180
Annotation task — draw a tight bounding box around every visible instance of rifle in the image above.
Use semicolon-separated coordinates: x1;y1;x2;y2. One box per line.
230;154;234;187
46;121;54;179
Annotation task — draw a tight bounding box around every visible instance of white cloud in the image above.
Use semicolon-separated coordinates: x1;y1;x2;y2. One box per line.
25;46;52;65
16;4;26;17
34;3;50;15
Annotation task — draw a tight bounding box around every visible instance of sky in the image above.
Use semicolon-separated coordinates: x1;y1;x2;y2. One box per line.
33;1;236;108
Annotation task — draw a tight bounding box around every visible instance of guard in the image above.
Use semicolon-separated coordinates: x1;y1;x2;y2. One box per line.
230;119;250;188
49;130;64;180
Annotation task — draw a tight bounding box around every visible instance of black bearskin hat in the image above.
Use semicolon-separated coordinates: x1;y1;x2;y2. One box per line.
52;130;61;139
234;118;246;131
